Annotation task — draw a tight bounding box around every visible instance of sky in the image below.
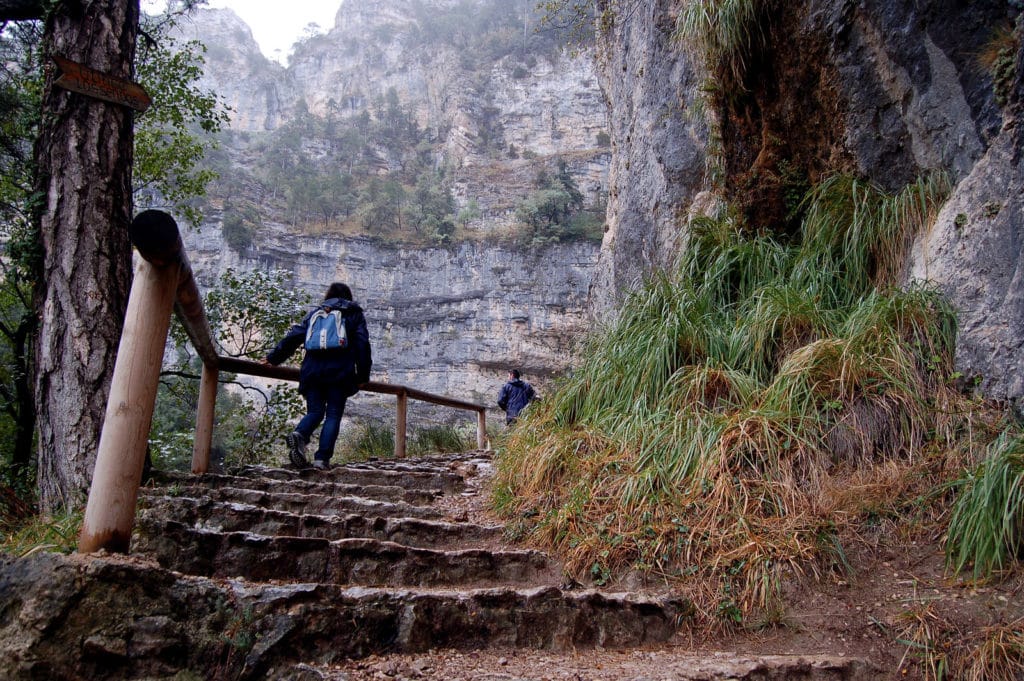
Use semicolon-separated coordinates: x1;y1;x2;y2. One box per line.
143;0;341;65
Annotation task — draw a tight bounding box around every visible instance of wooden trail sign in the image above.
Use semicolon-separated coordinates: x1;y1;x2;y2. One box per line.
52;55;151;113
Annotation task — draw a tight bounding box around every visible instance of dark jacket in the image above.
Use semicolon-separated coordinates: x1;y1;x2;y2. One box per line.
266;297;372;396
497;378;535;420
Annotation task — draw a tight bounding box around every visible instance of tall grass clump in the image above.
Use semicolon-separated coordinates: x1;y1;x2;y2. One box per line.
410;425;470;456
493;172;1002;625
675;0;777;88
946;431;1024;580
337;421;395;462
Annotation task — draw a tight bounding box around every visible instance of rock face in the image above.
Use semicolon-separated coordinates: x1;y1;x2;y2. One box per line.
589;0;709;316
172;1;609;404
597;0;1024;404
186;220;597;408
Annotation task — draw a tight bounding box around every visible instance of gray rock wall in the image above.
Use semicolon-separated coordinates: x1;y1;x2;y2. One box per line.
185;224;598;409
172;1;610;413
590;0;709;316
595;0;1024;402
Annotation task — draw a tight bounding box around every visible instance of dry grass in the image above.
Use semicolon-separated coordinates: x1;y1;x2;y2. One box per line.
493;173;1017;632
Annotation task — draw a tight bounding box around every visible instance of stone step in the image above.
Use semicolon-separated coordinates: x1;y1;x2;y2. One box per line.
137;496;504;548
230;464;466;494
132;520;560;588
0;553;692;681
147;470;439;505
139;485;449;521
343;455;490;476
313;650;878;681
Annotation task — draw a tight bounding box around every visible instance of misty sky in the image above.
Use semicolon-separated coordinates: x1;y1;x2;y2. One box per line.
144;0;340;65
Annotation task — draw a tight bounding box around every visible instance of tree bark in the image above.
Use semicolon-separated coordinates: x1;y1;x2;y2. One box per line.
33;0;139;513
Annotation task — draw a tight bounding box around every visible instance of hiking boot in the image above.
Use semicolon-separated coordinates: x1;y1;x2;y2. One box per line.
312;459;329;471
286;431;310;469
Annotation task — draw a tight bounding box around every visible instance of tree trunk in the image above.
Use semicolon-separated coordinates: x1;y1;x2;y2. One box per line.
33;0;139;513
11;313;35;472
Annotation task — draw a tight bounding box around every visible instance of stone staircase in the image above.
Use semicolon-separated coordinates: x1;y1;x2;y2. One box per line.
0;450;876;680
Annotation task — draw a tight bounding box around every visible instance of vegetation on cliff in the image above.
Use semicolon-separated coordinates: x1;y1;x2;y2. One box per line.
494;172;1019;635
206;86;603;249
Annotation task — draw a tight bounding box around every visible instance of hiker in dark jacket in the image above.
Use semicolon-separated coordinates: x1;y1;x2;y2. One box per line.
497;369;536;426
264;282;372;470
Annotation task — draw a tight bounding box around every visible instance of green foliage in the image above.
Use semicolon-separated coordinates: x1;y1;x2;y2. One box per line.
536;0;617;45
456;199;482;229
336;423;472;463
0;509;82;557
134;13;231;227
675;0;775;89
196;268;311;360
0;21;43;484
153;269;312;470
515;160;594;244
339;421;395;462
243;88;456;241
225;386;305;468
495;173;980;622
411;425;470;455
221;208;253;253
149;355;252;471
946;431;1024;580
977;22;1021;108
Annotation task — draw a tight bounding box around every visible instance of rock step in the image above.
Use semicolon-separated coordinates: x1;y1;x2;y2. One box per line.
315;650;878;681
137;496;503;548
139;485;449;521
231;464;466;493
132;521;560;588
0;553;691;681
148;470;439;505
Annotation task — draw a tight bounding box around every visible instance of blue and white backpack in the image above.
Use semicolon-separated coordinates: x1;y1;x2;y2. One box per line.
304;306;349;351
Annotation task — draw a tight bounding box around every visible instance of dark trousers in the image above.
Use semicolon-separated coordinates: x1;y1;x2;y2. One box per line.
296;382;348;463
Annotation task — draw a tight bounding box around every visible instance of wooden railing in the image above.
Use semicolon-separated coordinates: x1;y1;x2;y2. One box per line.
78;210;488;554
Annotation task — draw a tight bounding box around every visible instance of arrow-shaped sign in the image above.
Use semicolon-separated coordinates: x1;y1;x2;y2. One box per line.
52;55;151;113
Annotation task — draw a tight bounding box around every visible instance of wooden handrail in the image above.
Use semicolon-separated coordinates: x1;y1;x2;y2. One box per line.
79;210;489;555
217;357;487;413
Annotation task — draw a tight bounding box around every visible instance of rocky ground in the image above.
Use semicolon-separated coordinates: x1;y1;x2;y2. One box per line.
318;457;1024;681
2;451;1021;680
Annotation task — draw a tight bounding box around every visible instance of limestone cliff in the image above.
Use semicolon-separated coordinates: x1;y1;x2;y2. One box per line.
174;0;608;405
186;219;596;409
596;0;1024;405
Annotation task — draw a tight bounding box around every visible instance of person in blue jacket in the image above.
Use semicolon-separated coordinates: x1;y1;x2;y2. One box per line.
497;369;536;426
263;282;372;470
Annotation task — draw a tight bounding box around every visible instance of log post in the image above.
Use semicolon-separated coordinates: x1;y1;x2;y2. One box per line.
395;389;408;458
191;363;219;474
78;256;179;553
477;409;487;450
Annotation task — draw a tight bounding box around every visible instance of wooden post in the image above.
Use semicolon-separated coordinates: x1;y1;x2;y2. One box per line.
395;390;408;458
477;409;487;450
191;363;219;474
78;257;179;553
